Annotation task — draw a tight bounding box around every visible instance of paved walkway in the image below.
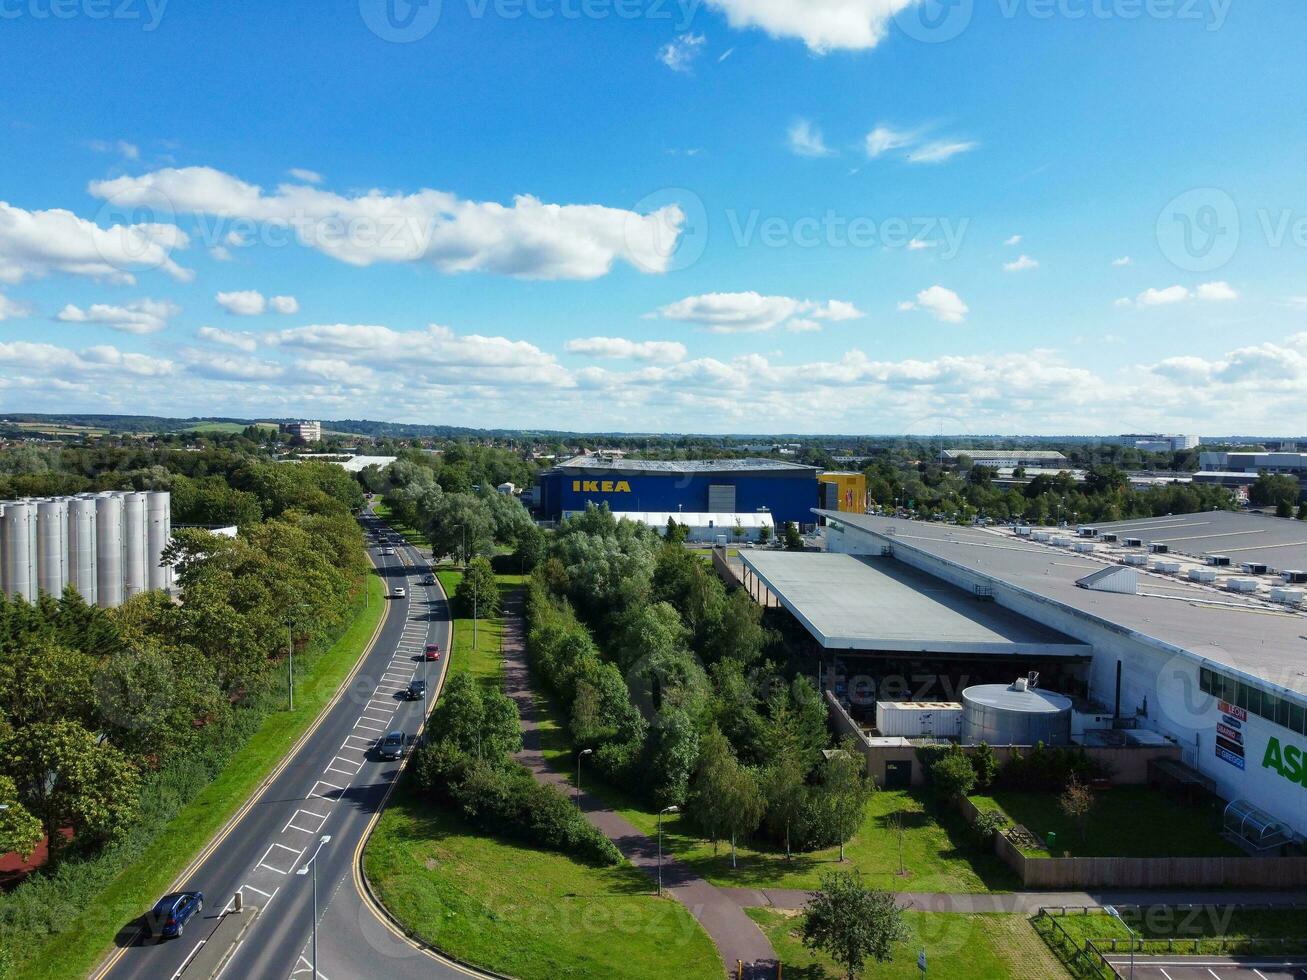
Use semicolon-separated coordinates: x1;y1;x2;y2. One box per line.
500;593;778;980
726;887;1307;914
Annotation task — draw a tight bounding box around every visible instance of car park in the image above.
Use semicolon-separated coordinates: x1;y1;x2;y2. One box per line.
379;731;405;759
147;891;204;940
424;643;441;661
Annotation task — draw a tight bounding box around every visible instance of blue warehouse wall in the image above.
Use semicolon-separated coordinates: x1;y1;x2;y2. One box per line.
538;472;818;525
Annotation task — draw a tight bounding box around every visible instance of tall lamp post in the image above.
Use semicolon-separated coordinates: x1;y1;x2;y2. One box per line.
576;748;593;806
285;601;308;711
657;805;679;896
296;834;332;980
1104;905;1135;980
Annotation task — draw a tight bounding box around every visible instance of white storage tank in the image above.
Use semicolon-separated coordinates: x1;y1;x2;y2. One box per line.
1188;567;1218;583
36;499;68;597
1;501;34;602
123;491;148;598
1226;577;1259;593
67;496;97;604
146;491;171;591
962;680;1073;746
95;493;124;608
875;701;963;738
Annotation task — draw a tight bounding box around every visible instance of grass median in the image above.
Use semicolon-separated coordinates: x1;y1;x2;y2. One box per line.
17;571;386;980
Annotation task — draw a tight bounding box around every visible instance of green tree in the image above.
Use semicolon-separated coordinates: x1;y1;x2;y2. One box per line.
815;744;872;861
648;708;700;808
783;521;804;550
1059;777;1095;842
455;557;501;619
427;674;522;762
762;750;806;860
721;762;765;868
802;871;910;979
665;517;690;544
972;742;1000;789
688;726;736;854
0;774;42;860
929;750;976;802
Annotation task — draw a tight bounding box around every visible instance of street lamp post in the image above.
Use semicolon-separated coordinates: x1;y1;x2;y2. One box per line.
657;805;679;895
285;602;308;711
576;748;593;806
296;834;332;980
1104;905;1135;980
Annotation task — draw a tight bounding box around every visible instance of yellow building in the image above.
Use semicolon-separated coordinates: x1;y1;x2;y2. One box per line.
818;471;867;513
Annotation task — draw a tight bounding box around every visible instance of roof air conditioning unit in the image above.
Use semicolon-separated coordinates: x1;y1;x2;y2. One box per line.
1206;555;1231;567
1149;543;1170;554
1124;538;1143;548
1240;562;1269;575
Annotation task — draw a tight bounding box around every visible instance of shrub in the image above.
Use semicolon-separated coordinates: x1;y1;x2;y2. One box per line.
929;751;976;802
971;742;1000;789
972;809;1010;846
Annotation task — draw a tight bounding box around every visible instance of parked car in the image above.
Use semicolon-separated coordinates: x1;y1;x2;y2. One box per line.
379;731;406;759
405;678;426;701
147;891;204;940
424;643;441;661
393;587;406;599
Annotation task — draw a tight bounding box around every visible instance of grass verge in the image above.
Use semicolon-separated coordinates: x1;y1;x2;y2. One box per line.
749;906;1068;979
16;572;386;980
435;571;523;691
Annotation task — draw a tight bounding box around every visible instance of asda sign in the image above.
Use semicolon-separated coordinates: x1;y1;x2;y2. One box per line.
1262;737;1307;788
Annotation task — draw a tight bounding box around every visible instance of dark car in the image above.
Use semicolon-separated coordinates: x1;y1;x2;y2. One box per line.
405;678;426;701
379;731;406;760
423;643;441;661
147;891;204;940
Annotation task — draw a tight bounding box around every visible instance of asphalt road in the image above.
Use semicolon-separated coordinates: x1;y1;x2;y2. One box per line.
96;511;469;980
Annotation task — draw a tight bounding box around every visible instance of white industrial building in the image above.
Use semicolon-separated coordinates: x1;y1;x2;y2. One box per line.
0;491;173;608
937;448;1069;469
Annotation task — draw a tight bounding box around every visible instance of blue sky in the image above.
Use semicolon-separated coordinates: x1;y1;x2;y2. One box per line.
1;0;1305;433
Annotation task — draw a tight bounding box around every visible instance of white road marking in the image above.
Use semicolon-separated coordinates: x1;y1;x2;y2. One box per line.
169;940;205;980
282;809;329;835
291;953;330;979
307;778;348;801
341;735;373;752
325;755;363;777
212;940;244;980
257;842;306;875
353;717;387;734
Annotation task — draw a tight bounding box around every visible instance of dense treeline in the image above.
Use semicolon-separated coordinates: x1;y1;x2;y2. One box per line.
0;451;371;964
526;506;871;860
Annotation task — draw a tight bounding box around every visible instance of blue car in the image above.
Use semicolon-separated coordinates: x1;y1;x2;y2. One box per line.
147;891;204;940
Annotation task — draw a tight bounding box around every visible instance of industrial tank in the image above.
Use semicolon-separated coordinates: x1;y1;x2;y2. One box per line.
67;496;98;604
146;491;171;591
1;501;33;602
122;491;148;598
95;493;124;608
961;679;1073;746
36;499;68;597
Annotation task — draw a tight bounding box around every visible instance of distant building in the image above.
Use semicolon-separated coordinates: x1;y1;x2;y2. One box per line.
818;472;867;513
281;420;322;443
938;449;1069;469
1118;434;1200;452
1195;451;1307;501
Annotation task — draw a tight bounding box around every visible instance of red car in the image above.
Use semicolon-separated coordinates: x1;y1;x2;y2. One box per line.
424;643;441;661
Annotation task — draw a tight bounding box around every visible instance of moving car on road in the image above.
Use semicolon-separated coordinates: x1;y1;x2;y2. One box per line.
392;586;406;598
147;891;204;941
424;643;441;661
379;731;406;759
404;678;425;701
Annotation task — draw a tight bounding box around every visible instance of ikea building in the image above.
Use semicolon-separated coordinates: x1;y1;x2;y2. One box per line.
535;456;821;526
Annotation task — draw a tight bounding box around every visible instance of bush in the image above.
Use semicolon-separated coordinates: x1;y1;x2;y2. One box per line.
972;742;999;789
972;809;1010;846
454;557;501;619
929;751;976;802
995;742;1106;792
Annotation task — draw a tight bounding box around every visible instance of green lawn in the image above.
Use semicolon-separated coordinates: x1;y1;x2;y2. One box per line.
529;670;1014;893
183;421;277;434
365;788;722;980
372;502;429;548
436;571;523;692
749;907;1069;979
14;572;387;980
970;789;1238;858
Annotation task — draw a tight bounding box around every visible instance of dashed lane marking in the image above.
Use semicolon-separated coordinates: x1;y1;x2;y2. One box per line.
307;779;348;802
325;756;363;777
257;842;306;875
282;809;329;835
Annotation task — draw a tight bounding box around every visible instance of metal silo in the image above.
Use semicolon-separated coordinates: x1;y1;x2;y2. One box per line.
123;491;148;599
147;491;171;591
67;495;98;604
26;499;39;599
1;501;34;602
962;680;1073;746
36;498;68;597
95;493;124;608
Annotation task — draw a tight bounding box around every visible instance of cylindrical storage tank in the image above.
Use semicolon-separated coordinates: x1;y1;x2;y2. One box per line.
36;499;68;597
67;496;98;604
1;501;34;602
95;493;124;608
962;682;1073;746
122;491;148;598
26;502;39;600
146;491;171;591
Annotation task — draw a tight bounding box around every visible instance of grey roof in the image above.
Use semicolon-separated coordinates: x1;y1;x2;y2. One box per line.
962;683;1073;713
738;550;1090;655
940;449;1068;461
1090;511;1307;571
818;510;1307;698
555;456;818;476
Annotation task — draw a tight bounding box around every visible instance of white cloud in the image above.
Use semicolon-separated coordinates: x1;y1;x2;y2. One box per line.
1112;255;1132;267
89;165;689;280
565;337;688;362
209;245;233;261
0;293;30;321
1196;280;1237;302
182;349;286;382
269;294;299;314
654;291;865;333
907;239;936;251
1136;285;1192;307
906;139;977;164
900;285;968;324
0;340;173;378
56;298;179;334
88;139;139;161
216;290;268;316
704;0;917;53
788;119;835;158
196;325;259;352
1004;234;1022;246
0;201;192;285
287;168;324;184
1003;254;1039;272
865;124;916;158
658;33;706;71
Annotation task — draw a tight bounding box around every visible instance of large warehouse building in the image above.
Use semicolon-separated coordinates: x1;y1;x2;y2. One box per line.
0;491;173;608
535;456;821;526
746;509;1307;841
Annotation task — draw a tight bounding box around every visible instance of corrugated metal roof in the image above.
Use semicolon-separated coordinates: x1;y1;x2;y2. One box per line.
554;456;818;474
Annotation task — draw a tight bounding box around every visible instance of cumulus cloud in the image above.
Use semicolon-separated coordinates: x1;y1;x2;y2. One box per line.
1003;254;1039;272
196;325;259;352
1196;280;1238;302
56;298;179;334
88;139;139;161
216;290;267;316
899;285;968;324
269;294;299;314
0;340;173;379
566;337;688;362
0;293;30;321
182;349;286;382
1119;282;1237;308
89;166;689;280
704;0;917;53
654;291;865;333
788;119;835;158
1112;255;1132;267
287;168;324;184
1004;234;1022;246
658;33;706;71
0;201;192;285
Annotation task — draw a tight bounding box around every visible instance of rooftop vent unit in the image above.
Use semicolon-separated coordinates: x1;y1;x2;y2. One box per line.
1240;562;1270;576
1071;541;1096;553
1123;554;1149;567
972;583;995;601
1226;577;1259;593
1014;525;1032;537
1152;559;1182;574
1032;531;1052;542
1206;555;1232;567
1100;533;1119;543
1076;565;1138;594
1078;527;1099;538
1270;587;1305;607
1149;543;1170;554
1283;570;1307;585
1188;567;1218;583
1124;537;1143;548
1052;536;1074;547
